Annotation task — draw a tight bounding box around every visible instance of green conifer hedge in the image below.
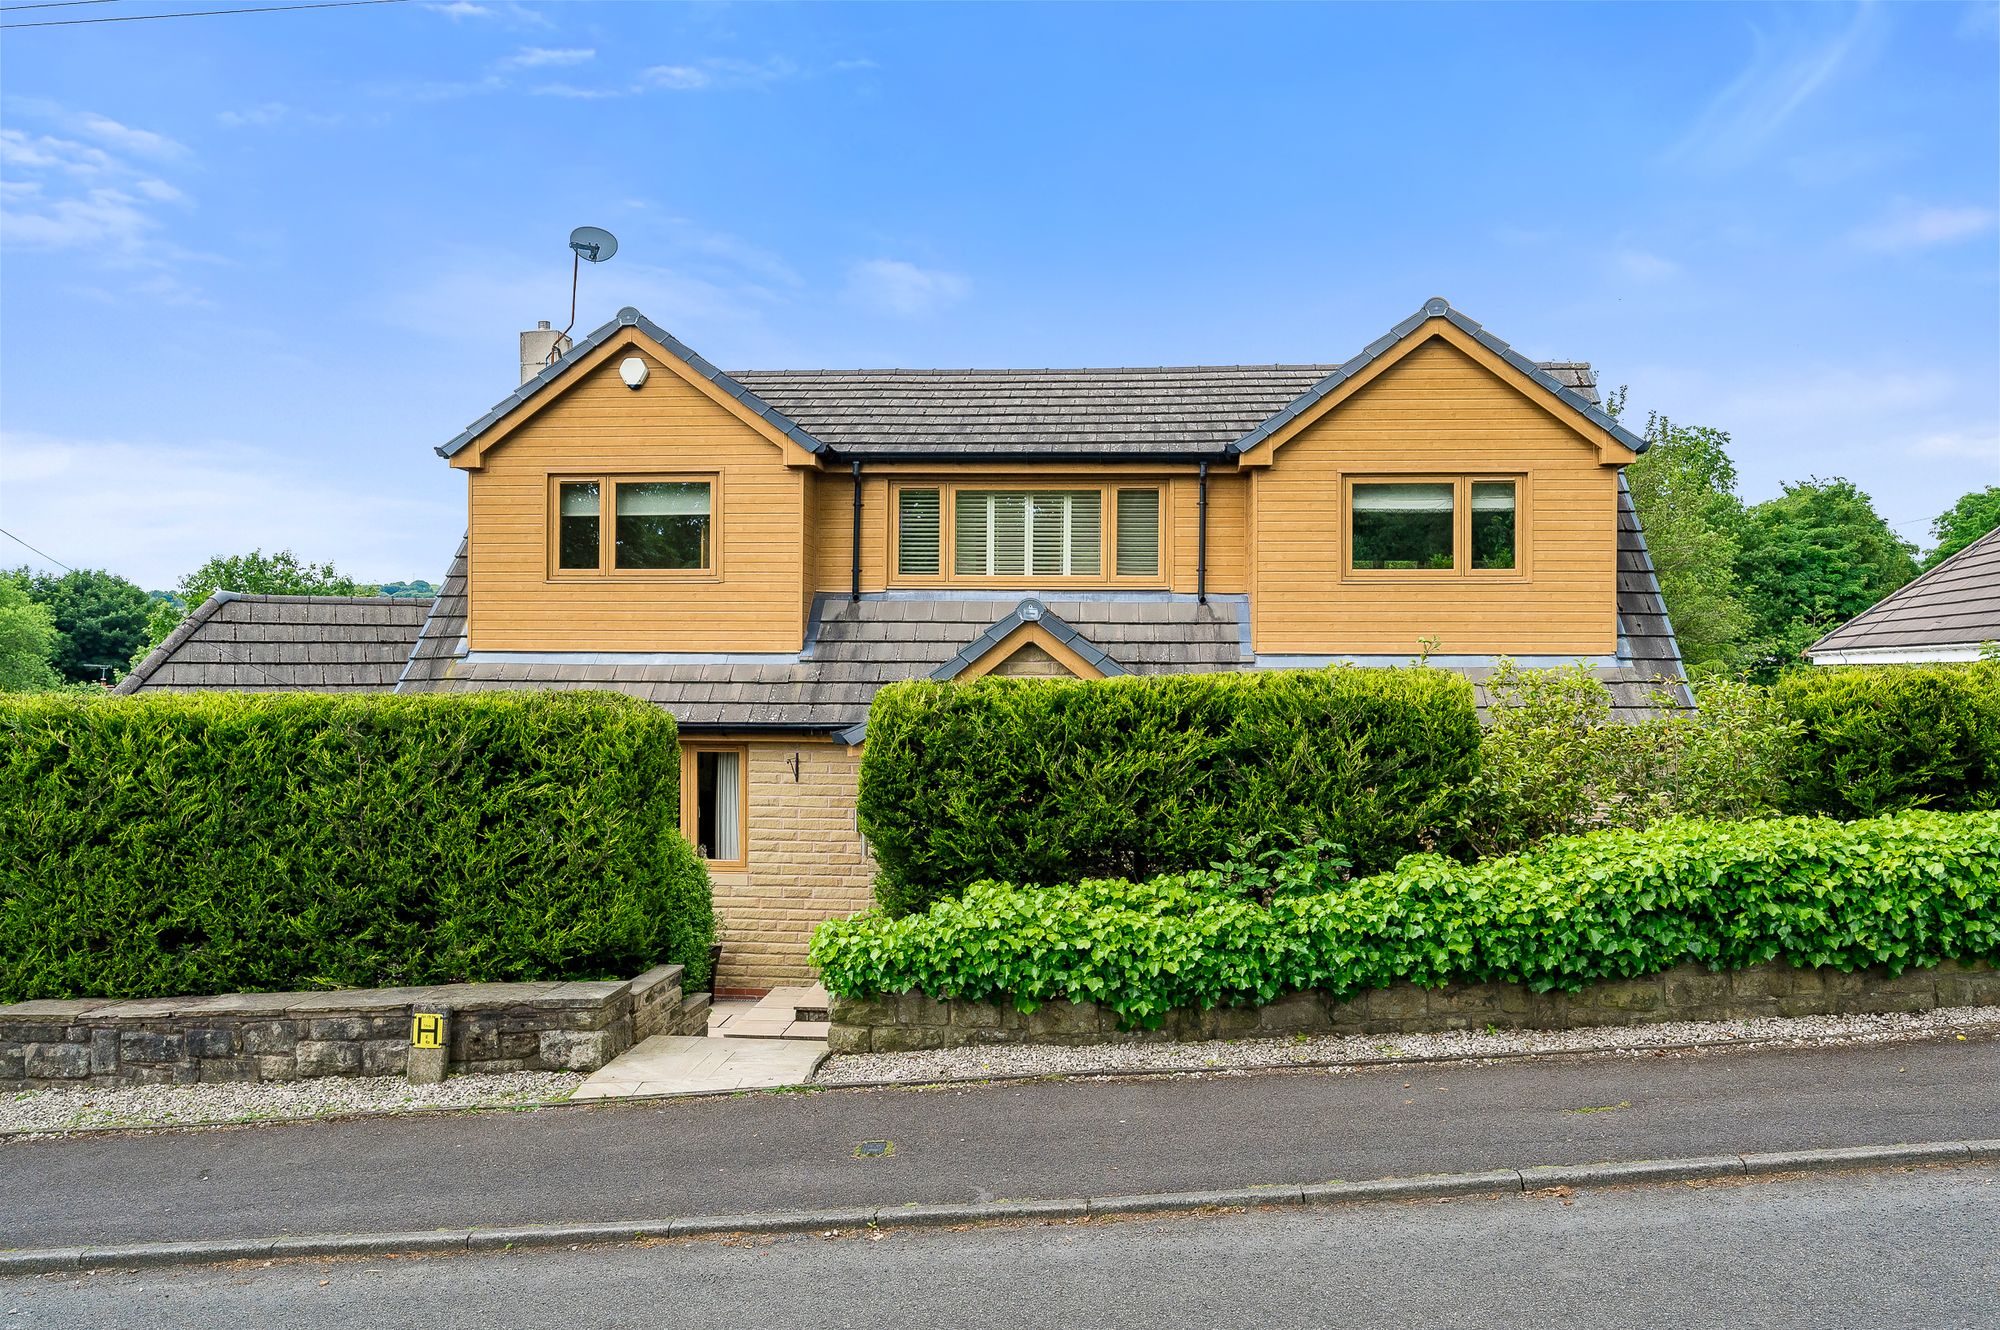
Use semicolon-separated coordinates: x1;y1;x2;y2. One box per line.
1;691;712;1002
857;667;1481;915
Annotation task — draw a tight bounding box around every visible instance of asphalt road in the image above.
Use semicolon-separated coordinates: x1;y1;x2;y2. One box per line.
4;1035;1996;1252
5;1164;1995;1329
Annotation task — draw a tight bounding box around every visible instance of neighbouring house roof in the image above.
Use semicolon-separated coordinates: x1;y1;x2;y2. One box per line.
437;299;1632;463
115;592;432;695
1806;525;2000;663
392;478;1686;729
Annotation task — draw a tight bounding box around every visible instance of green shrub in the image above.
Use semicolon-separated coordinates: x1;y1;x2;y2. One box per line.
1469;662;1795;855
1775;663;2000;817
857;666;1481;915
0;691;713;1001
812;811;2000;1025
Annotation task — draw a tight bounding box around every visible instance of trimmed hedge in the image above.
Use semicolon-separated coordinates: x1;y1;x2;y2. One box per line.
1775;663;2000;818
811;811;2000;1024
857;667;1481;915
1;691;713;1002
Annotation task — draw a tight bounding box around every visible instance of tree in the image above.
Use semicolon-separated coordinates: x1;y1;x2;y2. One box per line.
136;549;375;662
0;574;63;692
376;579;438;598
9;567;152;683
1923;485;2000;570
1620;411;1754;674
1735;478;1919;673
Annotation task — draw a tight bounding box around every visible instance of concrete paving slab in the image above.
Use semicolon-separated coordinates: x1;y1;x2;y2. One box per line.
570;1035;827;1100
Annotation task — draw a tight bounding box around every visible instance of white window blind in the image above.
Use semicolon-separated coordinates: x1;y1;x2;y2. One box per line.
898;489;941;576
1115;488;1160;576
955;490;1100;576
1351;483;1454;512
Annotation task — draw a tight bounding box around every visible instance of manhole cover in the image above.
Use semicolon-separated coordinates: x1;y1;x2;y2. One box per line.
854;1140;894;1158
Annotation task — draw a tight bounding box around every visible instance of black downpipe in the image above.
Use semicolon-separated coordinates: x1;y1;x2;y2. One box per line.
850;460;864;603
1196;460;1210;605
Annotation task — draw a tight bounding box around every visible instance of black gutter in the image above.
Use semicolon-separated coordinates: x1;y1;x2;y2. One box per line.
850;460;864;602
674;721;850;736
1197;459;1209;606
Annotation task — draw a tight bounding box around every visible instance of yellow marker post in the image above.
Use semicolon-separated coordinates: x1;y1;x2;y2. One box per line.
407;1006;450;1085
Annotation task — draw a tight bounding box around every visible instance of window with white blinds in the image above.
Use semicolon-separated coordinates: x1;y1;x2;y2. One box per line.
954;490;1102;577
898;488;941;576
1115;488;1160;576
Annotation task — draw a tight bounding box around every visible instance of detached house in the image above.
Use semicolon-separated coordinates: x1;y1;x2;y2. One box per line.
122;297;1684;991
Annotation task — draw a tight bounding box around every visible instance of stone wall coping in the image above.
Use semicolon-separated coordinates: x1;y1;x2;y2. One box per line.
0;978;644;1027
628;963;687;999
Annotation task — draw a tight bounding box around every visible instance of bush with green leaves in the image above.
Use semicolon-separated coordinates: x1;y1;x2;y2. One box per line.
1;690;713;1002
858;666;1481;915
812;811;2000;1025
1774;663;2000;818
1468;661;1795;855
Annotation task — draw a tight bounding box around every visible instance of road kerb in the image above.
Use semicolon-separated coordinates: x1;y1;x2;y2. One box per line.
2;1141;1987;1277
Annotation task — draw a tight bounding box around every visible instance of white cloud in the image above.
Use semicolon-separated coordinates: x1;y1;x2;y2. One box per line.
844;259;969;317
0;430;458;590
496;46;594;72
1910;429;2000;463
0;117;195;269
1849;202;1998;252
422;1;551;27
1664;4;1879;171
529;83;628;100
640;56;799;92
217;102;347;129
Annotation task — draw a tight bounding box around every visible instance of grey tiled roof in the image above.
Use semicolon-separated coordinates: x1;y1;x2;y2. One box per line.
1808;524;2000;655
115;592;431;695
439;299;1620;462
727;360;1608;459
397;573;1249;729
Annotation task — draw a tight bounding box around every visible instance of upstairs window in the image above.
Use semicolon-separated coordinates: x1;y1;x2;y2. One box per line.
1470;481;1518;570
955;490;1102;577
552;475;713;576
1347;476;1522;576
1351;482;1455;570
898;488;941;576
1116;488;1161;577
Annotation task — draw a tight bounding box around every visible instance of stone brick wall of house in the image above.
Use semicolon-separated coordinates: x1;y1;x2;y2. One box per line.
827;960;2000;1052
987;643;1072;678
711;740;877;992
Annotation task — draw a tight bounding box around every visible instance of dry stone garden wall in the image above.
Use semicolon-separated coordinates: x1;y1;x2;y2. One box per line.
0;963;705;1090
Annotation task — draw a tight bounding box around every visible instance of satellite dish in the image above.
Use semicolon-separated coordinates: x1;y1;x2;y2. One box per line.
569;226;618;263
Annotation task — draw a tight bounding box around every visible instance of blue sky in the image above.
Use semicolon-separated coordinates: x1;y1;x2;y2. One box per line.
2;0;1995;589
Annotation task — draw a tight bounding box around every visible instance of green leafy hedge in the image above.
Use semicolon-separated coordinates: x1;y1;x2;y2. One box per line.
1;691;713;1002
857;667;1481;915
1775;663;2000;818
812;812;2000;1024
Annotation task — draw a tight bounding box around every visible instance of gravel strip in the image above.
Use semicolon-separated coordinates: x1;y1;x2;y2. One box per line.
1;1071;583;1137
813;1004;2000;1086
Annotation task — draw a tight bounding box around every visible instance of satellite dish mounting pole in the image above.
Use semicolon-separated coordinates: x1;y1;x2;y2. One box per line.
552;249;581;366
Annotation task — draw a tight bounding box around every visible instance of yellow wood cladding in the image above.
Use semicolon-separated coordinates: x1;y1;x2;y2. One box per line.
1251;337;1620;656
466;349;809;652
463;331;1617;657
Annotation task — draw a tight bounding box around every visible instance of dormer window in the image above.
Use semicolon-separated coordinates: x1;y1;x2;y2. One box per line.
890;482;1163;585
551;475;714;576
1345;476;1522;577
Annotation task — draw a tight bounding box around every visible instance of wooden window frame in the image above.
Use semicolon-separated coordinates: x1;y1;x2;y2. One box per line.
546;472;722;583
887;480;1168;588
679;742;749;869
1341;474;1528;582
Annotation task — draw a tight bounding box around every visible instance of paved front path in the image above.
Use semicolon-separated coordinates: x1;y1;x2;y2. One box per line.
2;1035;1994;1250
572;1034;828;1099
11;1165;1995;1328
